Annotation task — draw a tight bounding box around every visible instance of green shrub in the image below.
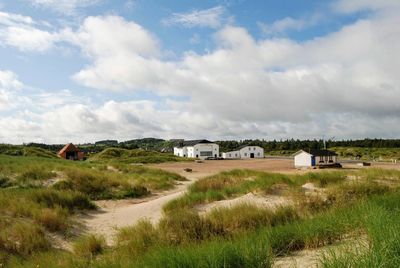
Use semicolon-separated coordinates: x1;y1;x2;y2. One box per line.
207;204;299;234
0;219;49;256
116;220;159;256
17;167;55;182
159;210;216;244
73;235;106;259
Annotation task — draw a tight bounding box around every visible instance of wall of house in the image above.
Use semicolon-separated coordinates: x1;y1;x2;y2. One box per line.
222;150;240;159
174;144;219;159
239;146;264;159
173;147;187;157
294;152;312;167
191;144;219;159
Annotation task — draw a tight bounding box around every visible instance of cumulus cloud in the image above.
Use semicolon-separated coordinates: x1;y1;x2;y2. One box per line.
162;6;227;28
0;70;24;111
60;10;400;140
0;11;58;52
2;2;400;142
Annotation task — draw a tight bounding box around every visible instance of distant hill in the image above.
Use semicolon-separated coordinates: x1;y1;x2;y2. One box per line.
0;144;56;158
89;147;188;164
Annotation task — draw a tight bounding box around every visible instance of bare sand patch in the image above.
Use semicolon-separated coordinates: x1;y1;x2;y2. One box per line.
273;234;368;268
196;193;293;215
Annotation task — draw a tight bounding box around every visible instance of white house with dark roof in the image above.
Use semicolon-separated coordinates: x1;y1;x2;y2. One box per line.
173;140;219;160
221;145;264;159
294;149;338;167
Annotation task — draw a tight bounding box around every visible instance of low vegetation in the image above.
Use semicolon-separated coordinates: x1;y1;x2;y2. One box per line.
2;151;400;267
0;153;187;267
90;147;190;164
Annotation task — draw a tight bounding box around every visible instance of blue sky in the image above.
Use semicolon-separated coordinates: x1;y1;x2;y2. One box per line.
0;0;399;143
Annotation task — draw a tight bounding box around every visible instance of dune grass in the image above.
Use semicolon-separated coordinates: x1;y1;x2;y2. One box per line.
164;169;349;212
90;147;191;164
4;163;400;267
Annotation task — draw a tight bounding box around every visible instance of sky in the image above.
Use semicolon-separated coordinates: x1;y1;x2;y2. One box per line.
0;0;399;144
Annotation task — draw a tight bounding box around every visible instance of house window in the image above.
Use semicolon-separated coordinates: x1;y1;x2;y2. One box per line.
253;147;256;150
257;153;260;156
248;148;251;151
235;153;238;157
200;151;212;157
244;153;247;156
229;153;231;157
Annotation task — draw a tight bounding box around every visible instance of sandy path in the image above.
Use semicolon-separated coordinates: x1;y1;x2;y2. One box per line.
81;172;203;245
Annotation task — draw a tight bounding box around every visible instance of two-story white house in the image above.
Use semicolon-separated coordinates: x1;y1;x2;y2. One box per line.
173;140;219;160
221;145;264;159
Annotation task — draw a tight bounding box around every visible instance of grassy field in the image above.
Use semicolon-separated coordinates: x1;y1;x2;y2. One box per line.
0;153;188;267
2;160;400;267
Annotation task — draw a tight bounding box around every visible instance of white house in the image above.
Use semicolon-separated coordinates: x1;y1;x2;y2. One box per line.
294;149;338;168
222;145;264;159
173;140;219;160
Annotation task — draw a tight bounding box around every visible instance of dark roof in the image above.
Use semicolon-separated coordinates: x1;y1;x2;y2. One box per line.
176;139;214;148
308;149;337;156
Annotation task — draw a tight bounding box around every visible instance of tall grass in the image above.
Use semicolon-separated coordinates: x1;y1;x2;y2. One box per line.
165;169;349;212
54;168;149;200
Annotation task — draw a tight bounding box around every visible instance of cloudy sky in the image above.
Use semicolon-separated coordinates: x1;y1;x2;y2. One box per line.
0;0;399;144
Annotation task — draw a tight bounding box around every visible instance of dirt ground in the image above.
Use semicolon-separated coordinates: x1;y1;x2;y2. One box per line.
150;158;400;178
149;158;298;178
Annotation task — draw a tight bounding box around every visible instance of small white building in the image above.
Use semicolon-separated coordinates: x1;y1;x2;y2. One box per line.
173;140;219;160
294;149;338;168
222;145;264;159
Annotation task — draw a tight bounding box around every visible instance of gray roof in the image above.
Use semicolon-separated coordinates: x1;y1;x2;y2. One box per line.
175;139;214;148
308;149;338;156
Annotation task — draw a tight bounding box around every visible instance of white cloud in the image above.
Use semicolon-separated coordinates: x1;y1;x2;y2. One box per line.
0;26;57;52
64;12;400;140
258;14;322;36
0;11;58;52
333;0;400;13
0;11;35;26
25;0;102;14
0;70;24;111
162;6;227;28
2;4;400;142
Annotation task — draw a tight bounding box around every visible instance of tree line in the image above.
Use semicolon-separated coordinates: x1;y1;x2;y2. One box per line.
23;138;400;154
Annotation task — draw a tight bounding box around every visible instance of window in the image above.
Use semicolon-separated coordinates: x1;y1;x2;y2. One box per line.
248;148;251;151
244;153;247;156
200;151;212;157
235;153;238;157
229;153;231;157
257;153;260;156
253;147;256;150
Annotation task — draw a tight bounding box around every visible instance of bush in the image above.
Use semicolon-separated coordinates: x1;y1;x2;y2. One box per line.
17;167;55;182
116;220;159;256
207;204;299;234
0;176;13;188
73;235;106;259
54;169;150;200
34;207;68;232
0;219;49;256
159;210;216;244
